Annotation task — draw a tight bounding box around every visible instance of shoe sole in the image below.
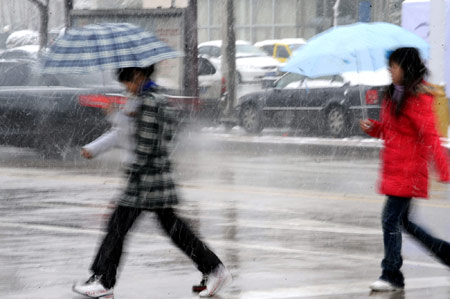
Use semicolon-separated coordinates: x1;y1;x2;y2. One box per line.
192;285;207;293
72;285;114;298
370;287;402;292
370;285;403;292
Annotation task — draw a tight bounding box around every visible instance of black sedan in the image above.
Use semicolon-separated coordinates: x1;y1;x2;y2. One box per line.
236;72;387;137
0;56;126;157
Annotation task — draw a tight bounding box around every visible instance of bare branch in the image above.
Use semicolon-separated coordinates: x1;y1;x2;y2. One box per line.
27;0;47;10
26;0;49;49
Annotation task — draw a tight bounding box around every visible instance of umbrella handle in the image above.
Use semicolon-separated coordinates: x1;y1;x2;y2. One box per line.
355;53;368;120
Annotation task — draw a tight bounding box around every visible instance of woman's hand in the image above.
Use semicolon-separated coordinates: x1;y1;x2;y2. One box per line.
81;148;93;159
359;119;373;134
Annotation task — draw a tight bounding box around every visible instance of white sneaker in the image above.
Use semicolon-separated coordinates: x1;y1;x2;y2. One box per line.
199;264;232;297
369;279;403;292
72;275;114;298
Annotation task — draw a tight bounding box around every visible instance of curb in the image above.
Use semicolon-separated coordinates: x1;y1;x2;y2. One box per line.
183;131;450;158
182;132;382;158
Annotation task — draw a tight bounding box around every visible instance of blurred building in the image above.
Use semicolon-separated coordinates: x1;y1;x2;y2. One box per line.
198;0;402;43
0;0;402;48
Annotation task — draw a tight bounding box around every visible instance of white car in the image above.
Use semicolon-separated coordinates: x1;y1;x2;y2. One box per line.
197;56;225;102
198;40;280;83
156;56;225;123
157;56;224;102
5;30;39;49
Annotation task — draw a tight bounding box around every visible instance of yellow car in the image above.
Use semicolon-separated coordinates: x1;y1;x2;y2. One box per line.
254;38;306;63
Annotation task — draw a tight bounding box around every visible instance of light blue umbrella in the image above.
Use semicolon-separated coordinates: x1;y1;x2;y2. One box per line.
41;23;182;74
282;22;429;78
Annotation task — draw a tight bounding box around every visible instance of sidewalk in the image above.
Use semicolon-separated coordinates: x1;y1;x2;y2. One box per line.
193;127;450;157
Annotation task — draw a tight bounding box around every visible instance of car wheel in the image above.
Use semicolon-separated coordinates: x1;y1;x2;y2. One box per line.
240;104;263;134
223;123;235;132
327;106;347;137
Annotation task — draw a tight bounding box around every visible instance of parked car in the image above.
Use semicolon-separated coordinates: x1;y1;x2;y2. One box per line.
198;40;280;83
155;56;226;125
0;57;126;156
254;38;306;63
197;56;226;123
235;72;389;137
5;30;39;49
0;43;217;155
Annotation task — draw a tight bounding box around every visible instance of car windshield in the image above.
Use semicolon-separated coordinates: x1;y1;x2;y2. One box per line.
275;73;346;89
302;75;345;88
274;73;305;89
236;44;267;57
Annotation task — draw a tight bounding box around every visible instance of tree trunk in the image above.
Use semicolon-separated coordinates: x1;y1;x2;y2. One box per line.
28;0;49;49
183;0;199;97
333;0;341;27
65;0;73;29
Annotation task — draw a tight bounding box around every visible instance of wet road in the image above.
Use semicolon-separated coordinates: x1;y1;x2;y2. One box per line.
1;132;450;299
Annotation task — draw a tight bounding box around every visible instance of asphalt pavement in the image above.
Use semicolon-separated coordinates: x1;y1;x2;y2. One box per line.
1;129;450;299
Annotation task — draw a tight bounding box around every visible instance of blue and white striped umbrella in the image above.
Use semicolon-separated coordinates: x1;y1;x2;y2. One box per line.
41;23;182;74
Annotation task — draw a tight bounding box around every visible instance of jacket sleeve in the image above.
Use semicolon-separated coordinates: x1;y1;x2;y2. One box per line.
364;99;386;139
409;94;450;182
82;129;119;158
366;119;383;139
127;95;158;176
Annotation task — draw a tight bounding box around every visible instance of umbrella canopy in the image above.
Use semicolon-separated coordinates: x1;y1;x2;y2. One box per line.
41;23;182;74
281;22;429;78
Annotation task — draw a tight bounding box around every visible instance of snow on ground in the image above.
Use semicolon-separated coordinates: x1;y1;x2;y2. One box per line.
201;125;450;149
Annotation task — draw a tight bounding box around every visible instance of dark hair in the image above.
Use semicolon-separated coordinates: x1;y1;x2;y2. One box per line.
116;65;155;83
386;47;428;116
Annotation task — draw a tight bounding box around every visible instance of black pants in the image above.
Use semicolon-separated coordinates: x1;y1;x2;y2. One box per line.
90;205;222;288
380;196;450;287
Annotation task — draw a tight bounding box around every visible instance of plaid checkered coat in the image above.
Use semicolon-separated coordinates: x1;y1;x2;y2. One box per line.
118;91;179;209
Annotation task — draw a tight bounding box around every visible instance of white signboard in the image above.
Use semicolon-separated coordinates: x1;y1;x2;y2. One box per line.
402;0;450;95
71;9;184;89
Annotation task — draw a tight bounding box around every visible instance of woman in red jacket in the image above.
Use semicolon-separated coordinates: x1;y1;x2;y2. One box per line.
360;47;450;292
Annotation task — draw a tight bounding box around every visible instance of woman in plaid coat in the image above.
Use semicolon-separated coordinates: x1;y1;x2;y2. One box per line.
73;66;231;298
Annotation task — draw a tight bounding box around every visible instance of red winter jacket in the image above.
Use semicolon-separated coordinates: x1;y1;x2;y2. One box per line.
367;84;450;198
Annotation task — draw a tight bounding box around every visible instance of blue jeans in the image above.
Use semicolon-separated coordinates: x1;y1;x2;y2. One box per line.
380;196;450;287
